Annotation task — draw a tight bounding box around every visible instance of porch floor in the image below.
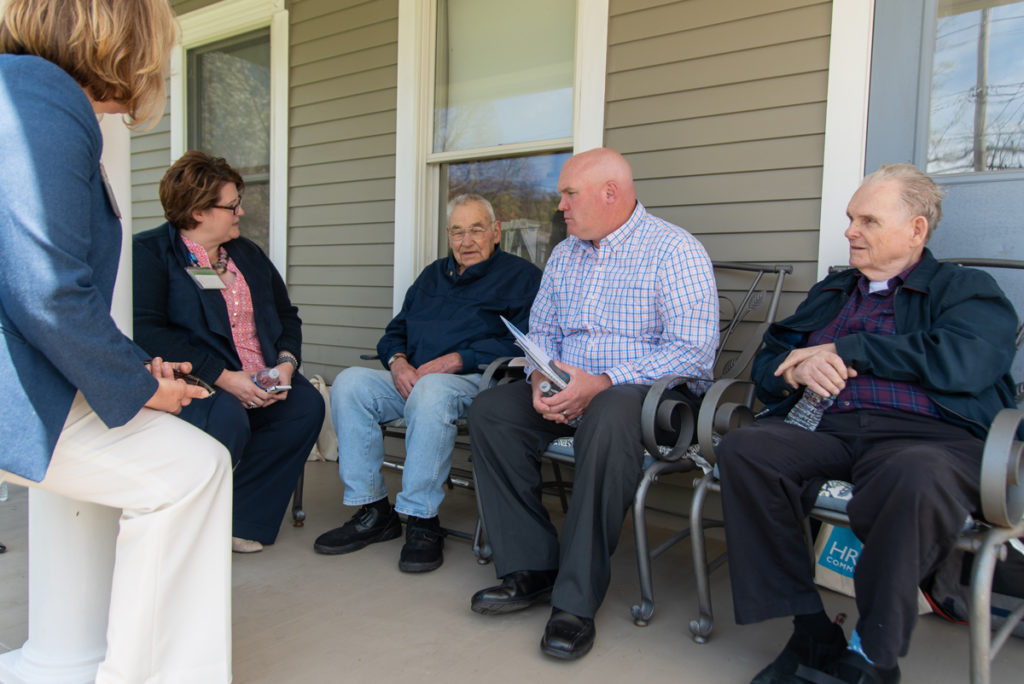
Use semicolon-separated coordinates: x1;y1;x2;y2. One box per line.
2;460;1022;683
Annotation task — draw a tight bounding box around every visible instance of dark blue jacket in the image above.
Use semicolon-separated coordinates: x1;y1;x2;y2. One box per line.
753;249;1018;438
377;248;542;372
132;222;302;387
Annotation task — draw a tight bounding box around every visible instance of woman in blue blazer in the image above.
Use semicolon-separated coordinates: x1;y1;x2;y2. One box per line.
1;1;232;680
134;151;325;553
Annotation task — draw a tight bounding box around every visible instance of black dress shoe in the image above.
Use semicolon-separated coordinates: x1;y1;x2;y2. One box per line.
540;608;595;661
313;500;401;555
470;569;557;615
796;651;901;684
398;515;444;573
752;623;847;684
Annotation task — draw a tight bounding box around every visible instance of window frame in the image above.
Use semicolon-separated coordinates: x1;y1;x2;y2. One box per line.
170;0;290;274
392;0;608;312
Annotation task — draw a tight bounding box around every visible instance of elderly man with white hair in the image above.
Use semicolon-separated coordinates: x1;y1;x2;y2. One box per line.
315;194;541;574
716;163;1018;684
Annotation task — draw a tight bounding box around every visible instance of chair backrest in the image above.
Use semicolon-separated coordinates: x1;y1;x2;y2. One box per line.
938;258;1024;397
711;262;793;380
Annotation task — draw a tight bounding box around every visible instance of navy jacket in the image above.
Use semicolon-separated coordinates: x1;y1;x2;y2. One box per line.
753;249;1018;437
1;56;156;481
377;248;542;372
133;222;302;387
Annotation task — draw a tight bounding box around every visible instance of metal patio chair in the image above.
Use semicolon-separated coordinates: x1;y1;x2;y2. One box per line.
687;258;1024;684
472;261;793;625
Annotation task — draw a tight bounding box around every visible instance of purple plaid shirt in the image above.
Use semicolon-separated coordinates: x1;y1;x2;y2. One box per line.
808;264;939;418
527;202;718;391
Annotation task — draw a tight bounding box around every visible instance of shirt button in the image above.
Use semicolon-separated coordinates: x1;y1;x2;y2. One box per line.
842;401;851;407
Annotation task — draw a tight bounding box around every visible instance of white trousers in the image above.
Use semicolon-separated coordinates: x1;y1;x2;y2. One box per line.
3;393;233;683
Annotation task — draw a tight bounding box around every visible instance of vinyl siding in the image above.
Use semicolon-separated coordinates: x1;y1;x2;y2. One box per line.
607;0;832;370
288;0;398;379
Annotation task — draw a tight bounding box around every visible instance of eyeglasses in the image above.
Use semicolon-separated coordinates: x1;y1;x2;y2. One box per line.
210;200;243;215
173;369;216;397
448;226;492;242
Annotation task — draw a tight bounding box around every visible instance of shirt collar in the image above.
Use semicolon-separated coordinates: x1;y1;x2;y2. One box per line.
445;245;503;281
857;258;921;296
586;201;645;253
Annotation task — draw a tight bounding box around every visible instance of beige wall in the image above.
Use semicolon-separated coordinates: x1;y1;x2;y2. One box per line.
607;0;831;362
287;0;398;378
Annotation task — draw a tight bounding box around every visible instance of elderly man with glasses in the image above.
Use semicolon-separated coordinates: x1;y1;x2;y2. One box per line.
314;194;542;573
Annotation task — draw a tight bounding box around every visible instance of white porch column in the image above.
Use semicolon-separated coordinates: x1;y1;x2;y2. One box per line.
0;115;134;684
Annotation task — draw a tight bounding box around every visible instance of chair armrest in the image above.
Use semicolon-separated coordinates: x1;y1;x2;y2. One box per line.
359;353;379;361
479;356;525;391
980;408;1024;527
640;375;701;462
694;379;757;466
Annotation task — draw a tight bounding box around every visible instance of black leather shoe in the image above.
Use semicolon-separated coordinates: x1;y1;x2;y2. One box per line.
398;515;444;573
313;500;401;555
796;651;901;684
540;608;595;661
470;569;557;615
752;623;847;684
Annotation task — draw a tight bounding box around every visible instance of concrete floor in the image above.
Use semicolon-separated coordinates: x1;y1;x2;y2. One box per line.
2;460;1022;683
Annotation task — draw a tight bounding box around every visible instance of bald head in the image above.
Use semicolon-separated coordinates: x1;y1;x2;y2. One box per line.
557;148;638;244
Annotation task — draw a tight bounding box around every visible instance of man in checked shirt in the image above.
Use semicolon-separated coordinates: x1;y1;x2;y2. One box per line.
716;164;1017;684
467;147;719;660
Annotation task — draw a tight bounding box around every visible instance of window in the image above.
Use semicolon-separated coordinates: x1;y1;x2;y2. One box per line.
170;0;288;271
926;0;1024;174
431;0;574;269
393;0;607;309
187;29;271;252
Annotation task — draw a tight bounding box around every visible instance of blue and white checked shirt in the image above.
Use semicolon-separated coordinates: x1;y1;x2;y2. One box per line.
528;202;718;393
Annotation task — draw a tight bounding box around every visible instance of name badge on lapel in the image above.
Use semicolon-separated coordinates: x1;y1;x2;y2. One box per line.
187;267;226;290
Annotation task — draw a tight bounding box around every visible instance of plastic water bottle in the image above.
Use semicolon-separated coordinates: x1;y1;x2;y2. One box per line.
784;388;834;431
252;367;280;389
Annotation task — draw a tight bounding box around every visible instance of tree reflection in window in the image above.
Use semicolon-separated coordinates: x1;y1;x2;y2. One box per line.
440;153;570;269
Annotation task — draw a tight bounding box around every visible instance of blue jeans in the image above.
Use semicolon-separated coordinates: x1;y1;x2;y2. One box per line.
330;367;481;518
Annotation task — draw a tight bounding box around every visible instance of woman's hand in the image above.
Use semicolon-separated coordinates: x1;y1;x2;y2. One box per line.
144;357;210;414
261;362;294;406
215;368;272;409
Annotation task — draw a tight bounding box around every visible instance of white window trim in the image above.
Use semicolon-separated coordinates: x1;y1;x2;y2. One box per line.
170;0;290;275
816;0;875;280
393;0;608;312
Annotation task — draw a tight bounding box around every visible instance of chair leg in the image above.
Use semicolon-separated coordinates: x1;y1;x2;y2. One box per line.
550;461;570;513
631;464;661;626
690;473;717;643
291;467;305;527
472;484;492;564
968;524;1024;684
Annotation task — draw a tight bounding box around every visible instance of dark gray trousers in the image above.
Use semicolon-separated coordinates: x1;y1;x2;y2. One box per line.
470;381;687;619
717;410;983;668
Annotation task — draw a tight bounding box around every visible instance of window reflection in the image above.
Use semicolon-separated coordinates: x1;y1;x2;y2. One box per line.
440;152;571;268
433;0;574;153
927;0;1024;174
187;29;271;251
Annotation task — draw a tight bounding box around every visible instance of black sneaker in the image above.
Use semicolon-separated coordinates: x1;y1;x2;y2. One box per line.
313;500;402;555
398;515;444;573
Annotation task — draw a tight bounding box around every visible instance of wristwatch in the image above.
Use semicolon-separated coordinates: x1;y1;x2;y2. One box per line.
387;353;407;367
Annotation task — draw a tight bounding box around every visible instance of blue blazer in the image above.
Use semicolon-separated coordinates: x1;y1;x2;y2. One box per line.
132;223;303;386
0;56;156;481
